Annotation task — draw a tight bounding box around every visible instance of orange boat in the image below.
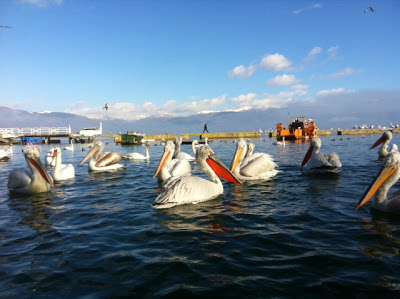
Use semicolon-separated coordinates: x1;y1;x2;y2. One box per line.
276;116;317;141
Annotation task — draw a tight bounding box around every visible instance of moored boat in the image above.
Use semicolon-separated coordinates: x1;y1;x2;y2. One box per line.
276;116;317;141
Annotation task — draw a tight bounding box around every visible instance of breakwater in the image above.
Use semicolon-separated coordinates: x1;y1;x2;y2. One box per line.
142;132;262;141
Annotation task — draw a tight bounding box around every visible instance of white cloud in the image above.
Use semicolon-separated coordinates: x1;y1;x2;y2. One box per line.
266;74;298;86
317;88;347;96
176;95;227;114
293;3;322;15
328;46;339;60
19;0;64;7
228;65;256;78
327;67;362;78
260;53;291;72
304;46;322;61
291;84;309;91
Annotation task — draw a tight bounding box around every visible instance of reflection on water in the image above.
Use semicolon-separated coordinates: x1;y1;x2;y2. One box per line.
8;192;55;233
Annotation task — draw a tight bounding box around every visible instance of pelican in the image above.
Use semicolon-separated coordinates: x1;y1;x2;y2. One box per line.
173;135;195;160
301;137;342;171
45;148;56;166
125;142;150;160
356;145;400;214
370;131;392;159
153;145;241;209
230;138;279;181
52;147;75;181
153;141;192;183
63;139;75;151
79;140;125;171
8;146;56;194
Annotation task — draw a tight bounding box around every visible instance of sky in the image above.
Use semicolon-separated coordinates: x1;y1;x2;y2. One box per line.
1;0;399;124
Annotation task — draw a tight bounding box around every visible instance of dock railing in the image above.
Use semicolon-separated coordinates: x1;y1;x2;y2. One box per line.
0;126;71;137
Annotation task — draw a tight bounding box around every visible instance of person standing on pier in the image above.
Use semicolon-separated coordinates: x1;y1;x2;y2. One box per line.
203;123;209;133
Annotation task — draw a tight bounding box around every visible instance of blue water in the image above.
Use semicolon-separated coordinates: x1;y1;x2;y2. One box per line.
1;134;400;297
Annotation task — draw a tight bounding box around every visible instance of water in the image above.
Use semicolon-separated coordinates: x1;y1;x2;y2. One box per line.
1;135;400;297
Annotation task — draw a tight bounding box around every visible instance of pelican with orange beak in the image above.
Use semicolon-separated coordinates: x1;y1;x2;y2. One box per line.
79;140;125;171
301;137;341;171
153;141;191;183
356;144;400;213
153;145;241;209
230;138;278;181
8;146;56;194
370;131;392;159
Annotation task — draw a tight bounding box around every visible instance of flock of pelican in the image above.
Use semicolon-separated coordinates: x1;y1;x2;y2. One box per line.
3;131;400;214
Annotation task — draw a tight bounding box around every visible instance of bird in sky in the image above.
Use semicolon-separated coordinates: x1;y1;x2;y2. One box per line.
0;25;12;29
364;7;375;13
102;103;110;111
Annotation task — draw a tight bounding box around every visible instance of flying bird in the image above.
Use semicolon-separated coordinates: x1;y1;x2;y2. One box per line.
364;6;375;13
102;103;110;111
0;25;12;29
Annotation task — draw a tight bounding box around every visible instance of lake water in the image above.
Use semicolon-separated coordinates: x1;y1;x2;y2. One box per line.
1;134;400;297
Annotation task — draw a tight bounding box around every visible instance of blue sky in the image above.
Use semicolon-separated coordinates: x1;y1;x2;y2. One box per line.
1;0;399;122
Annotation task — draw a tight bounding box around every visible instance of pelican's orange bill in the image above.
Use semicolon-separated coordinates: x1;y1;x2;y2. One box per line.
301;145;314;167
29;158;56;189
370;135;386;150
207;154;242;184
356;165;398;210
153;151;171;178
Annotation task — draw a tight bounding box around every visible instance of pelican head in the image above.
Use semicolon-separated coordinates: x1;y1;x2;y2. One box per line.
79;141;104;166
370;131;392;150
301;137;321;167
153;141;175;178
230;138;247;173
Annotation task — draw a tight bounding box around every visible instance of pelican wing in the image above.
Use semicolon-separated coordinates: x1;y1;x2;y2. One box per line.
169;159;191;177
153;175;221;208
8;168;32;190
95;152;125;167
241;154;278;177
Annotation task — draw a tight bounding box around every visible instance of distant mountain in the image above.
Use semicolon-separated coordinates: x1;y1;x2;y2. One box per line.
1;90;399;135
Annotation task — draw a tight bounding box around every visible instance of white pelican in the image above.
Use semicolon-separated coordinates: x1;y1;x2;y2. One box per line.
173;135;195;160
8;146;56;194
356;144;400;214
153;145;241;209
79;140;125;171
370;131;392;159
45;148;56;166
154;141;192;183
301;137;342;171
230;138;279;181
63;139;74;151
52;147;75;181
125;142;150;160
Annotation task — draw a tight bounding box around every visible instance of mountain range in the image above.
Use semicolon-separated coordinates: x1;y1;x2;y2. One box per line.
1;90;399;135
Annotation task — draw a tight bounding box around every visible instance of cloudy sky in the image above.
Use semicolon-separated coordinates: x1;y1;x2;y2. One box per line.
1;0;399;122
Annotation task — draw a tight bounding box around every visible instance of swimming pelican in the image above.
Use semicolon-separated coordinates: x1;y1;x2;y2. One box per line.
125;142;150;160
230;138;279;181
45;148;56;166
154;141;192;183
153;145;241;209
173;135;195;160
8;146;56;194
52;147;75;181
356;144;400;214
63;139;75;151
370;131;392;159
79;140;125;171
301;137;342;171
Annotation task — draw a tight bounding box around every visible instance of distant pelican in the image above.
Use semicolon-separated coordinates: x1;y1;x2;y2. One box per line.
8;146;55;194
153;145;241;209
356;145;400;214
153;141;191;183
0;145;13;160
79;140;125;171
52;147;75;181
230;138;279;181
125;142;150;160
370;131;392;159
301;137;342;171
